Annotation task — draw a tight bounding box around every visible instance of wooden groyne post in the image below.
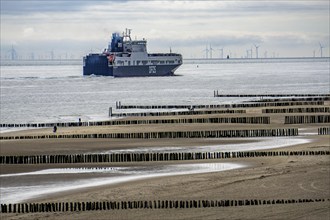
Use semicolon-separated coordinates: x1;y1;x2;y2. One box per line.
1;150;329;165
0;198;328;213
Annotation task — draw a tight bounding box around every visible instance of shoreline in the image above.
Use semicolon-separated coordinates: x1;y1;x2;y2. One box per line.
1;134;328;202
1;104;329;219
0;162;247;204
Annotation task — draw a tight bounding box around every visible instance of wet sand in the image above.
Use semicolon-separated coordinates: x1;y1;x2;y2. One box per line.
0;107;329;219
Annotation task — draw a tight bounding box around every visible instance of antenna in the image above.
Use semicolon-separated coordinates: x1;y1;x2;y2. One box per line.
124;28;132;41
254;44;260;59
319;42;324;58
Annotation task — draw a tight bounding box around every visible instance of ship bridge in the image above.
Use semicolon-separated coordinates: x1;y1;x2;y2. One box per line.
124;40;147;53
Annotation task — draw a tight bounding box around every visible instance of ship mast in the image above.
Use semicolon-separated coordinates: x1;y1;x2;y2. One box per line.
123;28;132;42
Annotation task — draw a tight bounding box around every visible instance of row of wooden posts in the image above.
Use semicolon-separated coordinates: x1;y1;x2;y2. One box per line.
0;110;258;128
2;115;269;128
1;150;329;164
0;122;87;128
111;107;329;117
0;128;299;141
115;101;324;109
1;99;327;128
110;109;246;118
284;115;330;124
262;107;329;114
253;97;329;103
318;127;330;135
1;198;328;213
1;112;329;128
103;116;270;125
212;92;330;97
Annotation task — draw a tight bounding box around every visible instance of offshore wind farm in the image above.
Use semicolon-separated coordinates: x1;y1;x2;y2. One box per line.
3;40;328;61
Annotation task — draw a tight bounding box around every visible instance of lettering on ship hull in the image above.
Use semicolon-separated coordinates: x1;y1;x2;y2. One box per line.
149;66;156;74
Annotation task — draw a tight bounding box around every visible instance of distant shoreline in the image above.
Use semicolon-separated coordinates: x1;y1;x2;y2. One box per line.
0;57;329;66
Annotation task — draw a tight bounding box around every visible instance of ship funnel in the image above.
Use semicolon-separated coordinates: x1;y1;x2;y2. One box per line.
109;33;124;52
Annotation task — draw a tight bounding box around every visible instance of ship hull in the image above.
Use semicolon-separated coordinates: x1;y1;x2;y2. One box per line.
83;54;113;76
113;64;181;77
83;54;181;77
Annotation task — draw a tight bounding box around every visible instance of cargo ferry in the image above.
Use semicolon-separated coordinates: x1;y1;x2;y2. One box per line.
83;29;182;77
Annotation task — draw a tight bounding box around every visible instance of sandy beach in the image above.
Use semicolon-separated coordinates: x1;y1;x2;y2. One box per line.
0;104;329;219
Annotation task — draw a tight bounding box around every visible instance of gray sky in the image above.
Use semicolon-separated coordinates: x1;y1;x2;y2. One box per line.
1;0;329;59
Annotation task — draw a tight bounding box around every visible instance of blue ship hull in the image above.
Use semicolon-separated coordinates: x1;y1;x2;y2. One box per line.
83;54;113;76
83;54;181;77
113;64;180;77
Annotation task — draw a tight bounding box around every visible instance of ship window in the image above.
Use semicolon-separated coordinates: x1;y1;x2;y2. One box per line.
142;60;148;65
117;61;124;66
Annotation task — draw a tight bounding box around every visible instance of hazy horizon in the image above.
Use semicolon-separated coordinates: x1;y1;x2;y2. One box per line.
1;0;329;59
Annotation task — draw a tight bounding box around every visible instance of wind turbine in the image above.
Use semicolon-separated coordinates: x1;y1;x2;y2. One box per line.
202;45;209;59
218;48;224;59
246;48;253;58
50;50;54;60
9;45;18;60
209;44;215;59
254;44;260;59
319;42;324;58
30;52;35;60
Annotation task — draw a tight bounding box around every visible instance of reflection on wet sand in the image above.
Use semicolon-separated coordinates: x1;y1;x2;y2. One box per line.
98;137;310;154
0;163;244;204
0;137;311;204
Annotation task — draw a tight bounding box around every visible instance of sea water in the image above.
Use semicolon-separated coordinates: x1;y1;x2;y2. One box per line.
1;58;329;124
1;58;328;203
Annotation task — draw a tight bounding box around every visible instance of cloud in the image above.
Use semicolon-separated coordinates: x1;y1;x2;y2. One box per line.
149;33;263;48
1;0;329;58
1;0;106;14
22;27;35;37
